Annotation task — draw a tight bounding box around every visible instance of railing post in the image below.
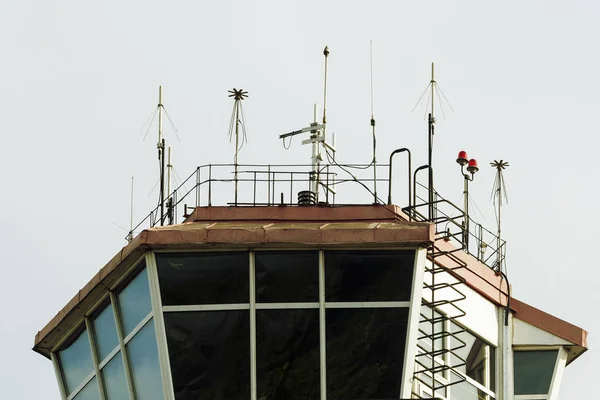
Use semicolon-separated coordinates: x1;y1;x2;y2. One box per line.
195;167;200;208
208;164;212;207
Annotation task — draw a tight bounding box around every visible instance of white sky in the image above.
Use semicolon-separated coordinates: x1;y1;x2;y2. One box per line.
1;1;596;398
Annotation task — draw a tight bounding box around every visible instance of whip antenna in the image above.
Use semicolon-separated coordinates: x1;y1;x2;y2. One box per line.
370;41;378;203
228;88;249;206
491;160;509;272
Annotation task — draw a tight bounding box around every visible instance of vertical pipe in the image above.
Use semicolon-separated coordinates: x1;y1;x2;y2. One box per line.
195;167;200;208
167;148;172;197
208;164;212;207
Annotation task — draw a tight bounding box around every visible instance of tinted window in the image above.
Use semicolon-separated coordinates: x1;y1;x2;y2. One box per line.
93;304;119;361
326;308;408;399
73;376;101;400
255;252;319;303
157;253;249;305
164;311;251;399
59;328;94;394
102;352;129;400
325;251;414;302
256;309;320;399
127;320;163;400
118;266;152;336
514;350;558;395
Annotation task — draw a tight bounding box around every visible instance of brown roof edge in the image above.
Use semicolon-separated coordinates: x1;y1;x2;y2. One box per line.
184;204;413;223
511;297;588;349
33;232;150;358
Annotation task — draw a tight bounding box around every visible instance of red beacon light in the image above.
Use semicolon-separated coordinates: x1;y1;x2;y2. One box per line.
467;158;479;174
456;150;469;166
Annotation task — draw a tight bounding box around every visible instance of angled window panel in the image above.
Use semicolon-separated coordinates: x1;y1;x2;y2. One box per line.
118;265;152;336
72;376;101;400
156;253;249;305
93;303;119;362
255;251;319;303
126;320;163;400
59;327;94;395
256;309;320;399
324;250;415;302
325;308;409;400
164;311;251;400
514;350;558;395
101;352;129;400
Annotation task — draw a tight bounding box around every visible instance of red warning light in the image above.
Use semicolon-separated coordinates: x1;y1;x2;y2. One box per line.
456;151;468;166
467;159;479;174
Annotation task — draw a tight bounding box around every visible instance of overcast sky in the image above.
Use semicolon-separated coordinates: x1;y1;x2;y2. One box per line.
1;1;596;398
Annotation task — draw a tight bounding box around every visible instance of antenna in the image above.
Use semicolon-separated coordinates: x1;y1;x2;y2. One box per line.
157;86;166;226
323;46;329;129
491;160;509;271
369;41;378;203
228;88;249;206
412;63;453;219
167;147;172;196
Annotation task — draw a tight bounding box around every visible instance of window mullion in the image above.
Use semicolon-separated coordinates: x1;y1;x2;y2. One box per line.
146;252;176;400
51;352;68;400
110;291;136;400
249;251;257;400
85;318;107;400
319;250;326;400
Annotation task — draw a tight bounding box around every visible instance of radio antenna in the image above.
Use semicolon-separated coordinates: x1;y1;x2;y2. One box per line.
491;160;509;272
228;88;249;205
369;41;378;203
157;86;166;226
322;46;329;137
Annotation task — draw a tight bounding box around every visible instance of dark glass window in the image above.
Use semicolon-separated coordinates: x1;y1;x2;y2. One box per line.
156;253;249;305
164;311;251;400
326;308;408;399
256;309;320;400
325;250;414;302
514;350;558;395
255;252;319;303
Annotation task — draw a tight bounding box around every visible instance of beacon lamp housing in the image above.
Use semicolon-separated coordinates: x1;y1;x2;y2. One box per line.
467;159;479;175
456;150;469;166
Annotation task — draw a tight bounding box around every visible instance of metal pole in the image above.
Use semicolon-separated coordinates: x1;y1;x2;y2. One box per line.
167;147;172;196
464;175;469;252
158;86;165;226
428;113;434;220
234;100;240;205
311;104;318;196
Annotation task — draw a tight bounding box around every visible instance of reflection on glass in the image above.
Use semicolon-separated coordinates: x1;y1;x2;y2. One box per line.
127;320;163;400
118;266;152;336
449;379;479;400
93;303;119;362
255;252;319;303
256;309;320;399
326;308;408;399
59;328;94;394
325;250;414;302
102;352;129;400
164;311;250;400
157;253;249;305
73;376;101;400
514;350;558;395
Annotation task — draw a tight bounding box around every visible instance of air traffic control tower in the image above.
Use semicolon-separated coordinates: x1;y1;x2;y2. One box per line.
32;162;588;400
33;84;587;399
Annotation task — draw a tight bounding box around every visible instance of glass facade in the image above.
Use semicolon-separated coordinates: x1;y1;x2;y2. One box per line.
56;250;417;400
158;250;415;400
55;260;164;400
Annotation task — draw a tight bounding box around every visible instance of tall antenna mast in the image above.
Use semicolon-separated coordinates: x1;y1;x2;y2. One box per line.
157;86;166;226
491;160;509;271
228;88;249;205
370;41;378;203
322;46;329;132
428;63;436;219
167;147;172;196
